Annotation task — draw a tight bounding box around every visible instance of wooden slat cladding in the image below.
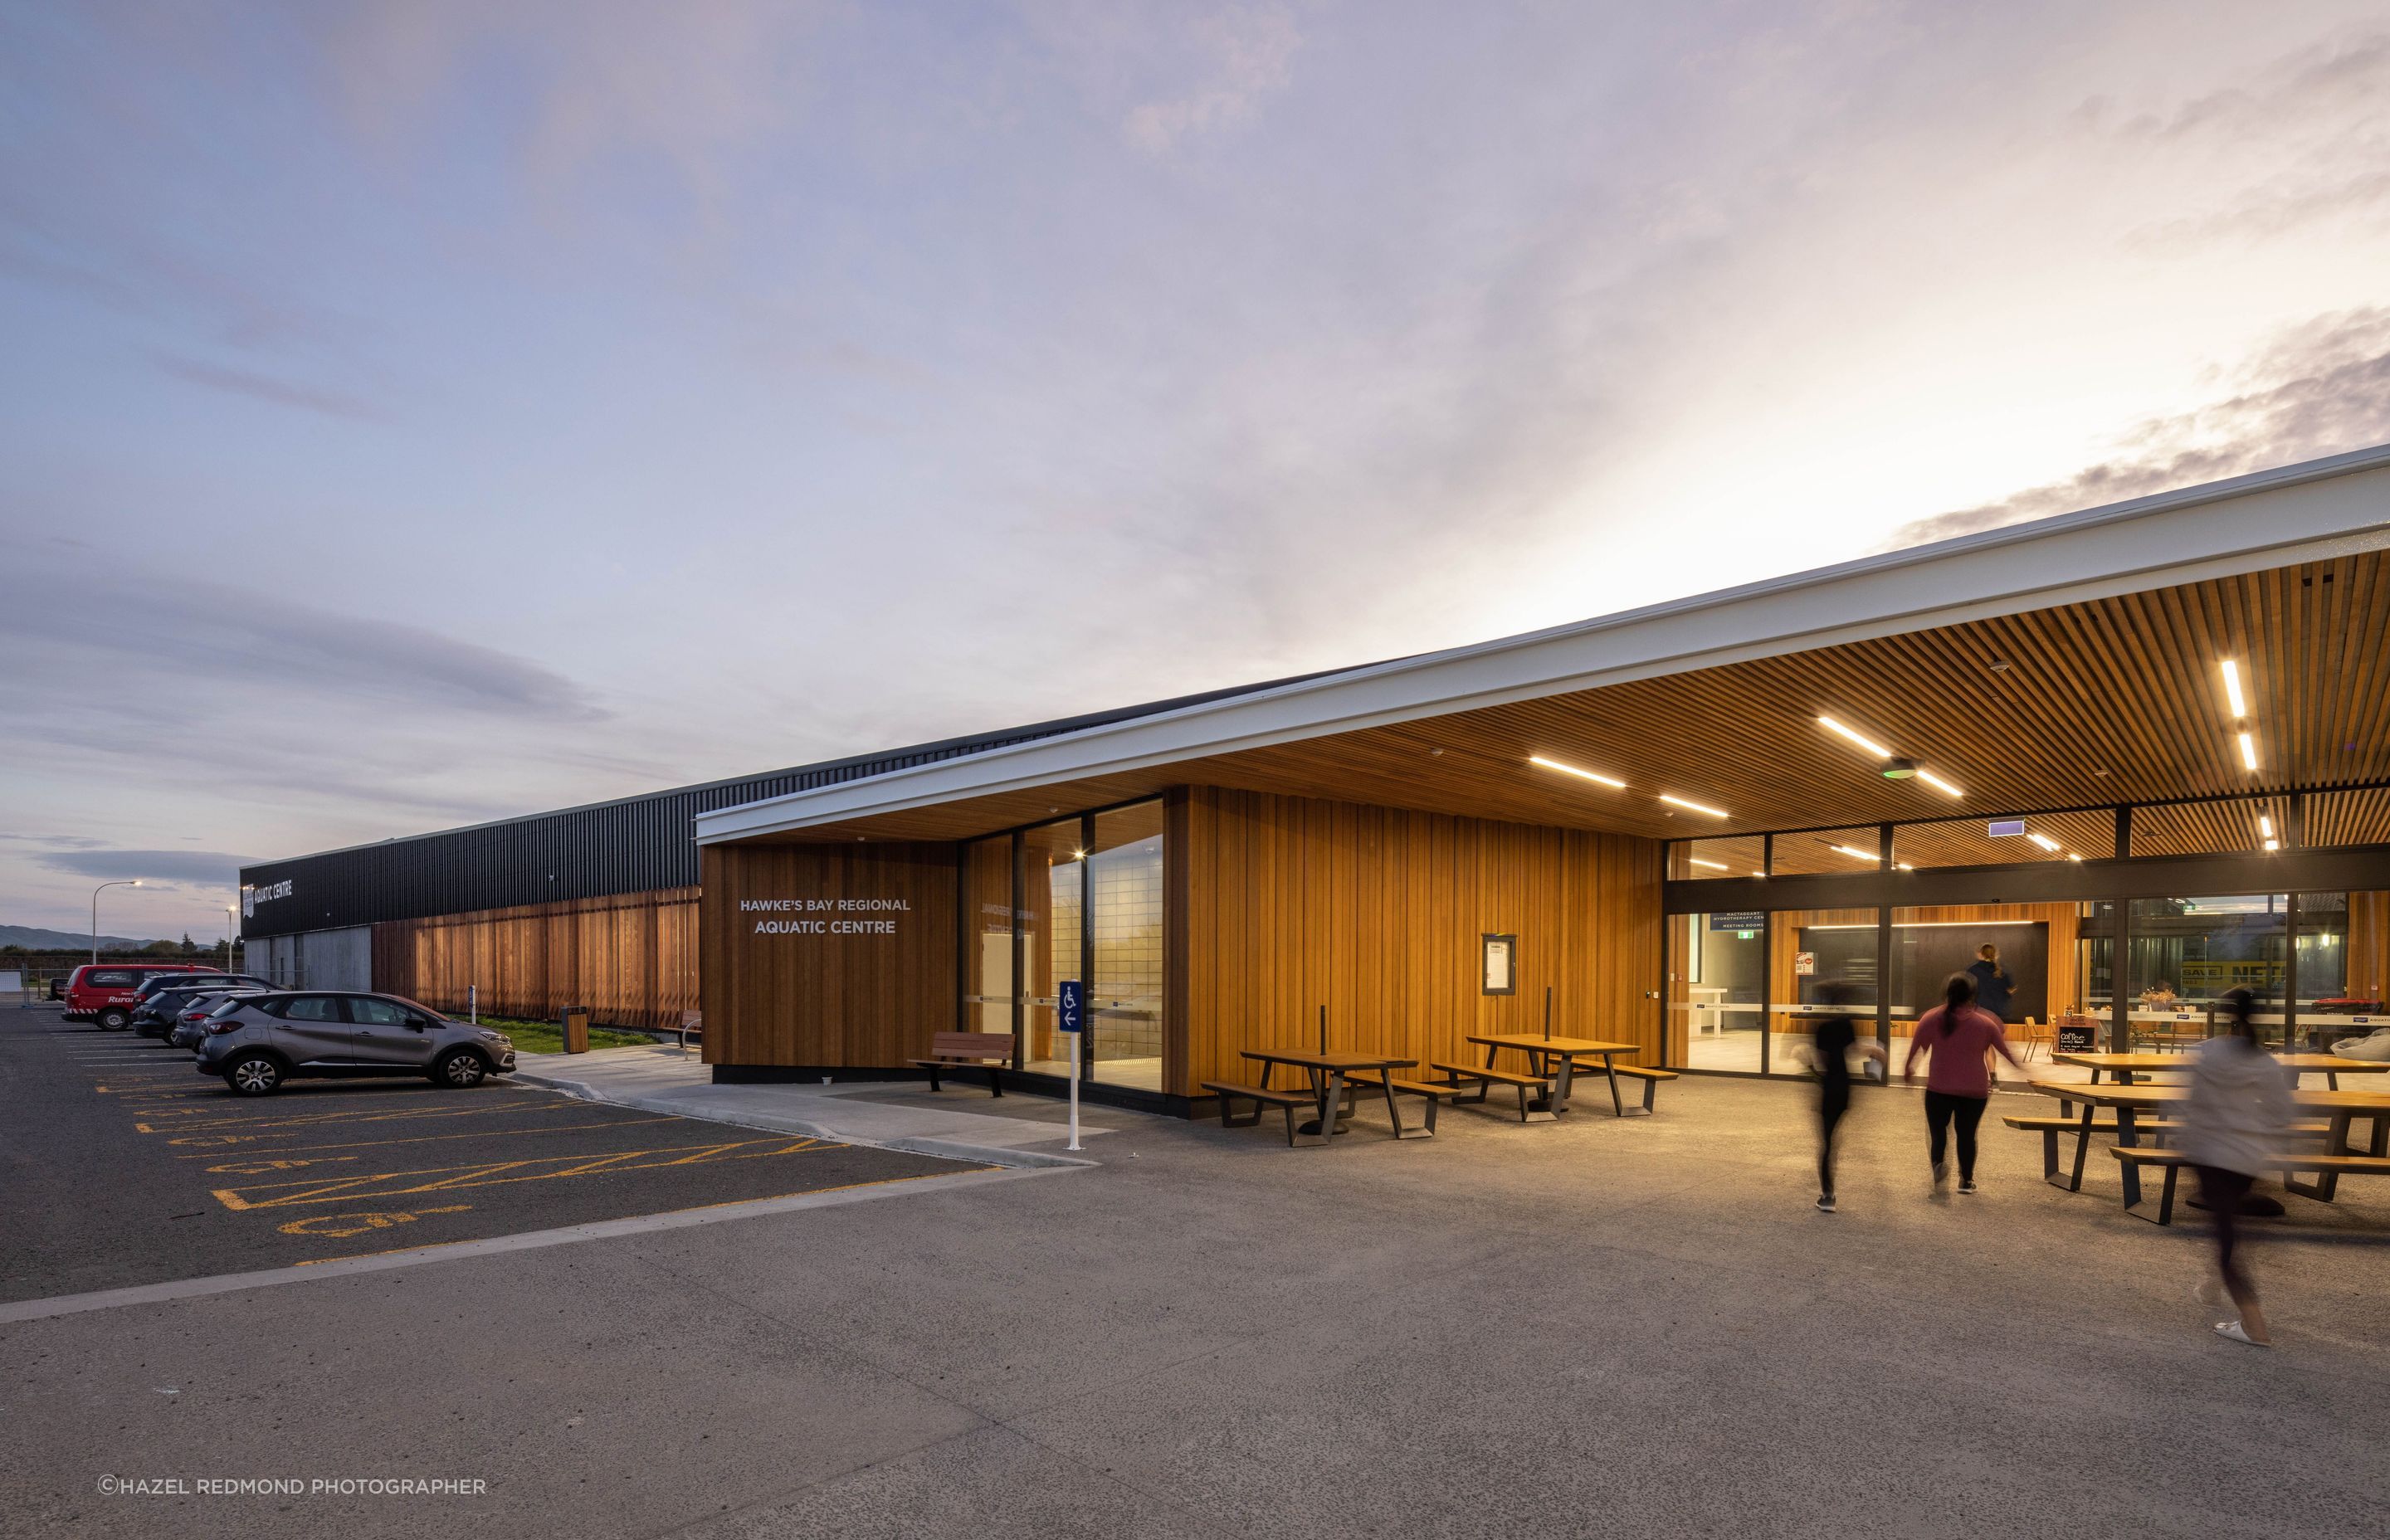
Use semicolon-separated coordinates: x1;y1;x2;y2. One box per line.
759;550;2390;850
699;843;957;1068
371;888;698;1031
2306;787;2390;847
2345;891;2390;1005
2129;797;2293;858
1176;787;1662;1097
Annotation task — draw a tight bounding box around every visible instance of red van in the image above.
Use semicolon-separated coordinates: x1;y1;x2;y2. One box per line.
66;964;222;1031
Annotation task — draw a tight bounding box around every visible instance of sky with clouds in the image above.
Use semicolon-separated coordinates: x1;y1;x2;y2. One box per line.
5;1;2390;938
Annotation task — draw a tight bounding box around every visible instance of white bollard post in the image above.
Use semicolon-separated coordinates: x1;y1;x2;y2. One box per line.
1067;1030;1082;1151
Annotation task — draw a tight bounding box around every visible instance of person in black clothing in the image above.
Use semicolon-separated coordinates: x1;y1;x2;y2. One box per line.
1811;982;1885;1213
1967;943;2015;1021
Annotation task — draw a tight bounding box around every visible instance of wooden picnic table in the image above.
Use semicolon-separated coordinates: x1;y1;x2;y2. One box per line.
2028;1079;2390;1207
1465;1033;1642;1116
2053;1051;2390;1089
1241;1048;1417;1139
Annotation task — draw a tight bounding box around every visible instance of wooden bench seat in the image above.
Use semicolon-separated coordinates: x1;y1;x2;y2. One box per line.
909;1031;1015;1096
1427;1060;1554;1123
2109;1144;2390;1224
1612;1064;1677;1114
1199;1080;1313;1146
1344;1071;1463;1137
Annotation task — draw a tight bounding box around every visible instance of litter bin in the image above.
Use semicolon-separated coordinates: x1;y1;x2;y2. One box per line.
562;1006;592;1055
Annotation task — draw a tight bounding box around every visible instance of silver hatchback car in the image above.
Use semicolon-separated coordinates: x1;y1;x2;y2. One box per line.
195;991;515;1096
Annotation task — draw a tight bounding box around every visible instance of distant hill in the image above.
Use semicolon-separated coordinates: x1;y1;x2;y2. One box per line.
0;925;165;951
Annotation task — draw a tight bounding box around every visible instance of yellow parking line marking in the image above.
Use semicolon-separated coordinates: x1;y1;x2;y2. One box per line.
169;1116;681;1160
212;1136;830;1211
288;1169;993;1265
207;1156;363;1174
277;1205;471;1239
139;1098;570;1137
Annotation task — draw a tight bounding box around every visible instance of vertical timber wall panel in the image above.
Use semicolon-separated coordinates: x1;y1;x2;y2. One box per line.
370;888;697;1030
1178;787;1664;1097
700;842;958;1068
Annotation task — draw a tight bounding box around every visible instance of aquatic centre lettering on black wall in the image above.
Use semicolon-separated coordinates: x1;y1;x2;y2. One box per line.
741;897;911;936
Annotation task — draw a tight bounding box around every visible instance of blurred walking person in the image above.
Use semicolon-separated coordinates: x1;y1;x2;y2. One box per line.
2182;987;2293;1347
1903;972;2024;1195
1811;982;1886;1213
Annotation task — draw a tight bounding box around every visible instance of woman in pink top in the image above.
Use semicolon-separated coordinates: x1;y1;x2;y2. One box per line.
1903;972;2024;1195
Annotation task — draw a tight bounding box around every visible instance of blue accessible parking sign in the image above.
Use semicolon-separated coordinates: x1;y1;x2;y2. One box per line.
1058;979;1083;1033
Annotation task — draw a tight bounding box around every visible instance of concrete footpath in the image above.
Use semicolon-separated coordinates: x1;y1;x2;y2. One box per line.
511;1044;1110;1169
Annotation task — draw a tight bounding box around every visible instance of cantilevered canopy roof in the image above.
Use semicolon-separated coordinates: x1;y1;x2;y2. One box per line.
697;446;2390;849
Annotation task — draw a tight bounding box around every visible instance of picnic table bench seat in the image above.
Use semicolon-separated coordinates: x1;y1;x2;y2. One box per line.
1427;1060;1554;1123
1342;1071;1463;1137
2109;1144;2390;1225
1611;1064;1676;1114
910;1032;1015;1096
1199;1081;1313;1146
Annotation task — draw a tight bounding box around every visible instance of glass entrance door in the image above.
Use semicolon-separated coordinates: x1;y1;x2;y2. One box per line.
1020;818;1083;1080
1088;802;1165;1090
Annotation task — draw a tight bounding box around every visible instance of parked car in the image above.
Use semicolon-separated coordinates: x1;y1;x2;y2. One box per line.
65;963;223;1030
134;975;274;1038
169;988;273;1050
195;992;515;1095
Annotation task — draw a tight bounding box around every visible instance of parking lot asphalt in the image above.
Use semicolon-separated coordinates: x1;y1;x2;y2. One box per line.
0;1007;988;1303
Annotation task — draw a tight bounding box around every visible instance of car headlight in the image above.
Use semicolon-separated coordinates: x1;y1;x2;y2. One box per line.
480;1031;507;1045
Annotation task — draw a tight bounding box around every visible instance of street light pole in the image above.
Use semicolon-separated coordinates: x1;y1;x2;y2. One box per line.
224;906;237;972
90;880;141;964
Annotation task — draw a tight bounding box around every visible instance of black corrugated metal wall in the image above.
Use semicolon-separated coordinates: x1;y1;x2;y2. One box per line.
237;670;1351;938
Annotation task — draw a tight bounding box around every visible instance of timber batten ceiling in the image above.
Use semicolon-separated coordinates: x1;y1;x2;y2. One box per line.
732;549;2390;847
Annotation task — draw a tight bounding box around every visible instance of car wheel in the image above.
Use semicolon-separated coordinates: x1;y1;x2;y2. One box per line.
97;1007;130;1031
224;1054;284;1096
432;1049;488;1089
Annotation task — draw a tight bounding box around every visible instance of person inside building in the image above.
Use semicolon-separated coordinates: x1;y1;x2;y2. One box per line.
1966;942;2015;1022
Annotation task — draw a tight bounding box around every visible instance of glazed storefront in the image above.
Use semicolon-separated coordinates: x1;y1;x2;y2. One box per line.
1665;790;2390;1085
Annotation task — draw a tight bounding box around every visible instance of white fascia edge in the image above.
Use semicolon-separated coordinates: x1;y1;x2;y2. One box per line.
697;446;2390;845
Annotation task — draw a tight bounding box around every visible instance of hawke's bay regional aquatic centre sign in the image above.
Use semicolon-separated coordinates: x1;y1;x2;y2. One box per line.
742;897;911;936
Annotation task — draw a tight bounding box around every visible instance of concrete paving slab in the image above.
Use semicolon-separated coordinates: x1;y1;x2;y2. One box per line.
511;1045;1115;1168
6;1074;2386;1539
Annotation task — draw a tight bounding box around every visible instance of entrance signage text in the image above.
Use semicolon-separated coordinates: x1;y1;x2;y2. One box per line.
744;897;911;936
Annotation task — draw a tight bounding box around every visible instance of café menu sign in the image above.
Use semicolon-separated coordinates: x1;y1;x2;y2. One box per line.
743;897;910;936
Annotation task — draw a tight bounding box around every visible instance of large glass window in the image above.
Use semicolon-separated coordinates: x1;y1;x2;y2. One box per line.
1670;911;1767;1072
1766;908;1879;1078
2302;791;2390;847
1887;904;2100;1083
1668;836;1765;880
2128;798;2293;857
1768;827;1886;876
962;835;1017;1039
1020;819;1083;1080
2126;894;2286;1048
2291;891;2390;1050
1892;810;2115;869
1088;802;1166;1090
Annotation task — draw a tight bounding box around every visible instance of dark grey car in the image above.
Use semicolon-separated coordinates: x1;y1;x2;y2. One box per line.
168;988;272;1050
194;991;515;1096
136;976;273;1038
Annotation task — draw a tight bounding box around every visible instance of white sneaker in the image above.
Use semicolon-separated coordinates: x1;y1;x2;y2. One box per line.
1816;1195;1836;1213
2215;1320;2269;1348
